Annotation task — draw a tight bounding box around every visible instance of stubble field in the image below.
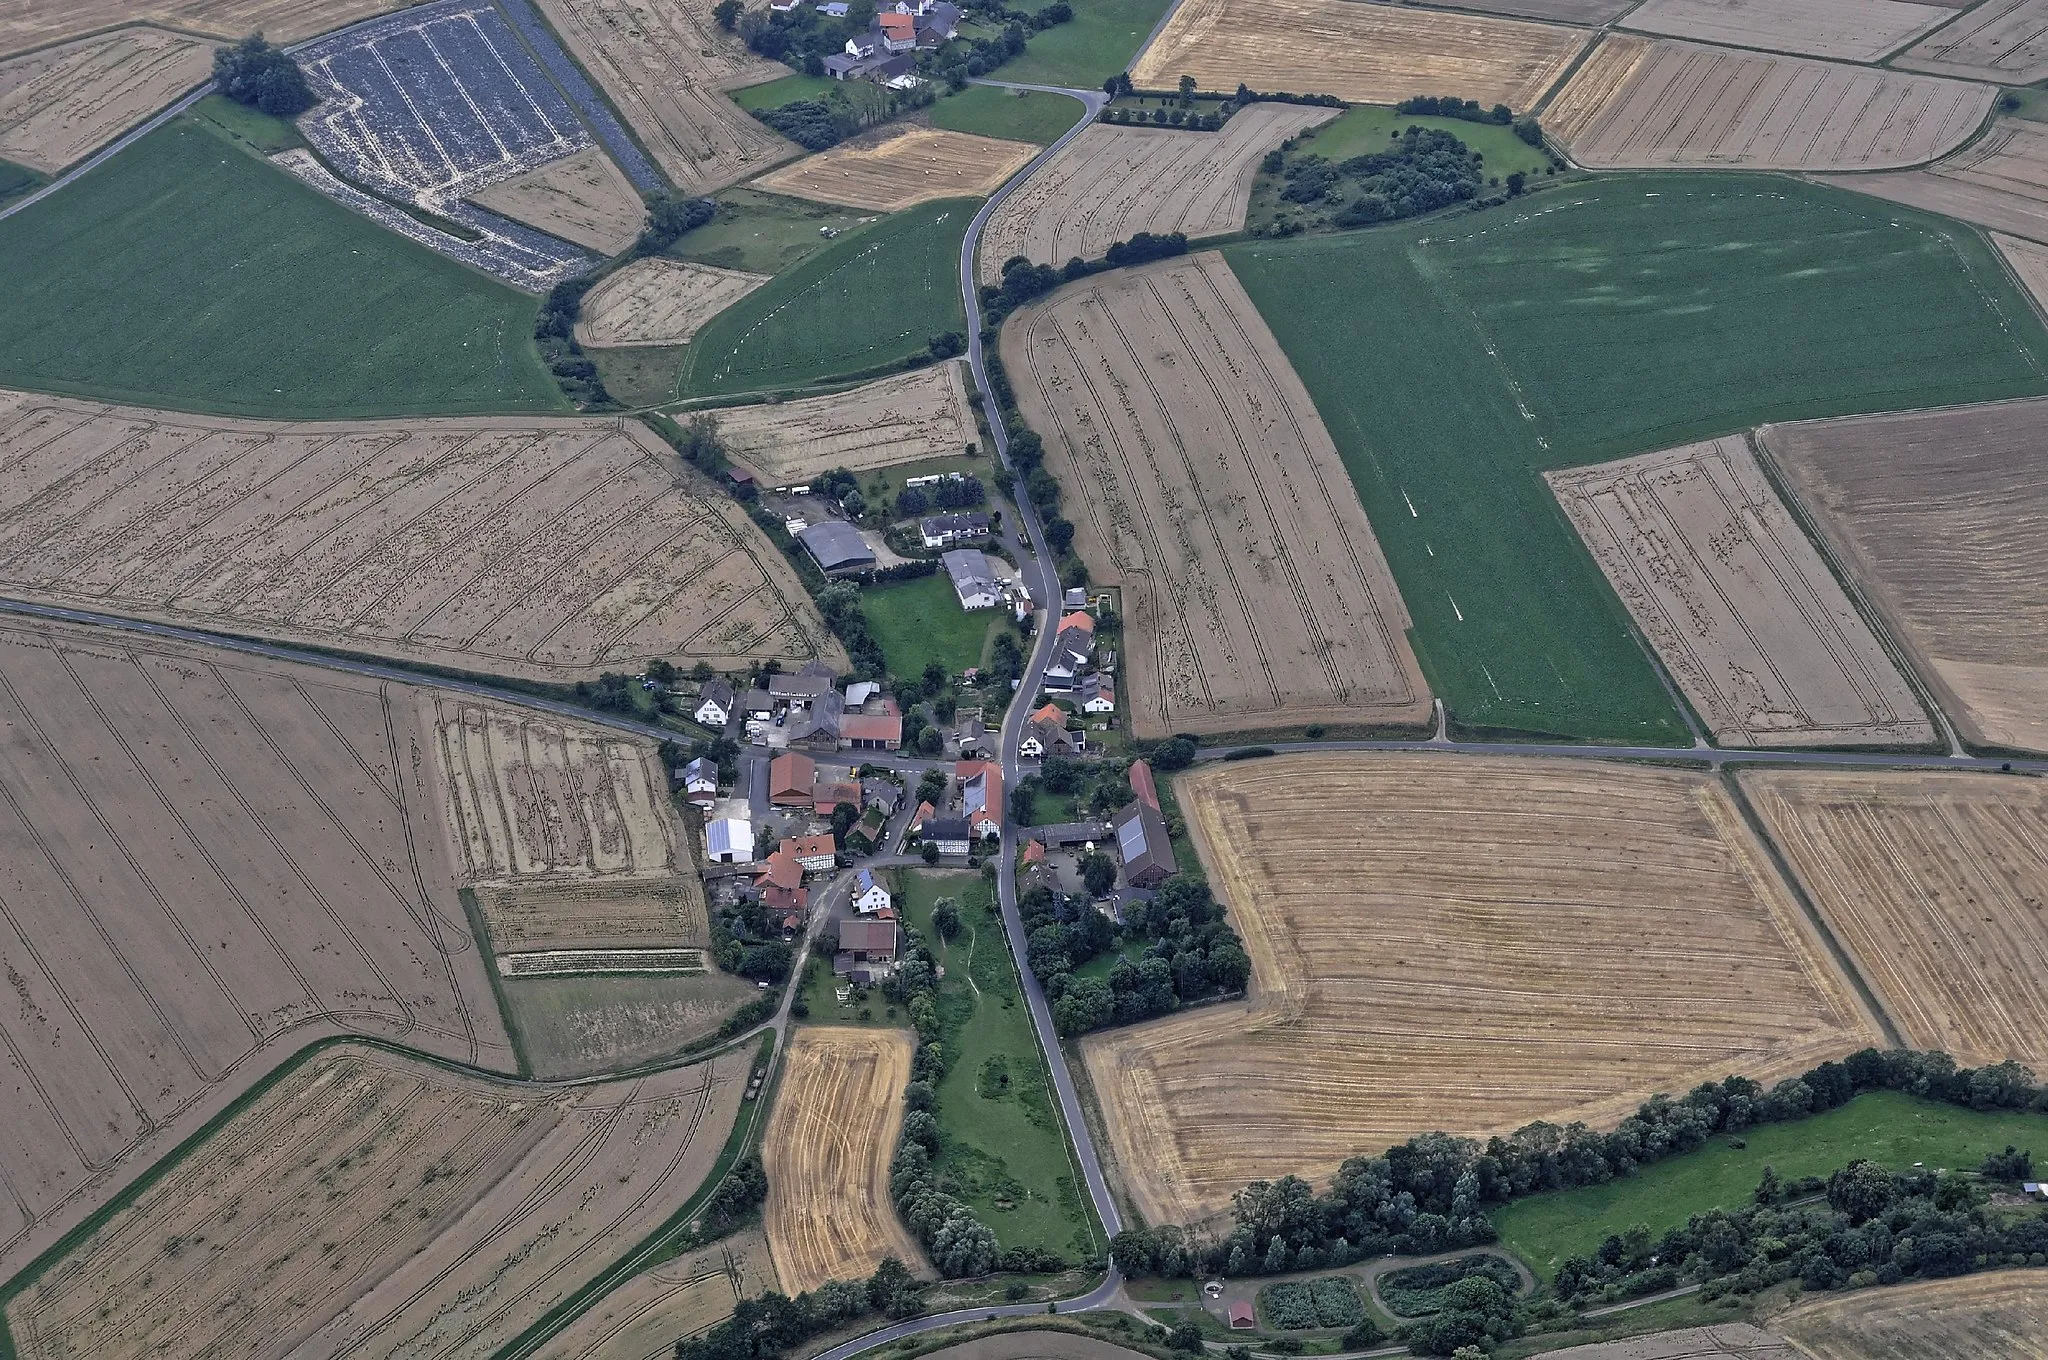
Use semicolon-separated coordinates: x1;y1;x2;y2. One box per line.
1131;0;1587;109
0;26;209;173
1432;0;1631;21
1080;753;1883;1226
761;1027;922;1293
1741;769;2048;1070
1759;398;2048;752
1003;252;1431;740
577;258;770;348
1775;1269;2048;1357
1547;36;1990;170
543;1229;773;1358
1902;0;2048;82
1819;117;2048;243
707;361;977;482
2000;233;2048;312
1618;0;1956;62
1528;1326;1798;1359
1547;435;1931;748
976;103;1336;285
0;0;411;54
0;392;837;681
754;125;1039;213
468;145;647;256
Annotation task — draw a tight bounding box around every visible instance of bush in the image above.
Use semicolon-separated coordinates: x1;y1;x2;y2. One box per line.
1307;1276;1363;1326
1379;1255;1520;1318
214;34;314;117
1260;1281;1319;1330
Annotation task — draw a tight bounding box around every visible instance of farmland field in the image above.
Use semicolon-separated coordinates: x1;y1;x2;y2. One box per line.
577;258;769;347
1776;1270;2048;1358
680;198;974;397
1433;0;1631;18
1759;398;2048;752
755;126;1038;212
1225;175;2048;741
919;1337;1157;1360
1820;118;2048;244
0;0;412;55
0;26;210;173
1548;436;1931;748
2001;234;2048;312
1130;0;1588;111
469;145;647;256
1741;769;2048;1068
761;1027;922;1292
930;85;1085;145
1004;252;1431;740
1080;753;1884;1226
0;618;514;1282
542;1229;773;1359
708;361;976;481
0;392;837;680
1546;36;1990;170
1619;0;1956;61
976;104;1336;284
502;971;757;1078
1901;0;2048;82
1523;1325;1797;1358
995;0;1175;89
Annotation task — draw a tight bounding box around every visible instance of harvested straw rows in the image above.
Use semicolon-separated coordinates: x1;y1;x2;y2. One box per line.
469;145;647;256
1776;1269;2048;1358
1619;0;1956;62
976;103;1336;285
1527;1325;1798;1359
576;258;771;348
544;1230;773;1359
1548;436;1930;748
1080;753;1883;1226
1820;118;2048;243
761;1027;922;1293
0;26;209;173
709;362;977;483
1902;0;2048;82
753;125;1039;212
1002;253;1430;740
0;0;409;56
1432;0;1633;21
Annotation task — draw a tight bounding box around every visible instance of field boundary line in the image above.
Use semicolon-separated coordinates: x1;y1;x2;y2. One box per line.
487;0;675;194
461;886;537;1078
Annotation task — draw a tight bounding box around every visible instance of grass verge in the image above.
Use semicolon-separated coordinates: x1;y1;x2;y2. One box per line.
733;72;843;111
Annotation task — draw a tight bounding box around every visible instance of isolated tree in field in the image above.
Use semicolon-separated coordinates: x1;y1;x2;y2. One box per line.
215;34;314;117
932;896;961;940
1178;74;1196;105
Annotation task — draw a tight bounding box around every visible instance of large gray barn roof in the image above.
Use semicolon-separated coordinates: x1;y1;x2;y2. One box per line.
798;520;875;572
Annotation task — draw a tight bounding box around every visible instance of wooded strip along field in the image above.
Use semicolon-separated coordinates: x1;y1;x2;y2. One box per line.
1548;436;1931;748
0;0;408;55
1759;399;2048;753
1618;0;1956;62
577;258;770;348
0;618;513;1282
1776;1269;2048;1358
1003;252;1431;740
753;126;1039;213
707;361;977;482
1080;753;1883;1226
541;1229;772;1359
1741;770;2048;1071
0;391;839;680
1818;118;2048;245
976;104;1335;286
0;26;209;173
1131;0;1587;110
1901;0;2048;83
1546;36;1991;170
469;146;647;257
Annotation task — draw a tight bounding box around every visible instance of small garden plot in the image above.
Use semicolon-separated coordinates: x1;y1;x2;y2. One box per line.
1260;1276;1365;1329
1378;1256;1522;1317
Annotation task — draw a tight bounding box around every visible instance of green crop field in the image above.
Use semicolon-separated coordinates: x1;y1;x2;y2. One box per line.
672;186;876;277
932;85;1084;144
1226;175;2048;742
731;72;841;111
680;197;973;397
1495;1091;2048;1276
864;572;997;680
0;117;562;417
999;0;1174;89
0;155;47;210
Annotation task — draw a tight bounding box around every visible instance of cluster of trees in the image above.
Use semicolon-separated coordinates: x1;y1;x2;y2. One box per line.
648;411;733;479
638;193;718;255
1396;95;1513;124
674;1258;923;1360
980;231;1192;326
703;1155;769;1229
1276;127;1483;226
922;3;1070;89
215;34;314;117
532;276;612;408
812;580;888;678
1025;872;1252;1037
894;473;984;519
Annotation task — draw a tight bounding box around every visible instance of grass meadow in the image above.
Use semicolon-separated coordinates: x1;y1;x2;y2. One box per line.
1227;175;2048;743
679;197;973;397
731;73;842;111
672;187;875;277
864;572;998;679
1299;106;1556;179
931;85;1085;144
999;0;1174;89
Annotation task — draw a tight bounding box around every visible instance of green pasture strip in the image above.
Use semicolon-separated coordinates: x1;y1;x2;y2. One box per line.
187;92;307;155
1225;174;2048;743
1495;1091;2048;1277
672;186;880;276
732;72;843;111
997;0;1174;89
1296;105;1554;179
932;85;1085;144
680;196;974;397
459;886;534;1079
865;572;1000;680
0;116;561;418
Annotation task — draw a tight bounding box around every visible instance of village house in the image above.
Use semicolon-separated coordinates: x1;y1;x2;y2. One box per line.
783;833;838;873
1080;675;1115;714
694;679;735;728
943;547;1001;610
677;757;719;807
956;759;1004;839
1020;702;1083;757
846;803;890;854
812;770;862;814
1042;611;1096;691
756;843;808;918
853;867;893;914
741;687;776;722
920;511;991;548
862;779;903;815
835;917;899;981
921;815;973;857
768;659;837;705
787;690;844;752
769;752;816;806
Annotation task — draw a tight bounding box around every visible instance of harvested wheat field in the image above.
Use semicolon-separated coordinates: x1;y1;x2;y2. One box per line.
1548;436;1930;748
530;0;795;194
708;361;976;482
2000;233;2048;313
543;1229;772;1359
1819;118;2048;244
761;1027;921;1293
1619;0;1956;62
1539;1325;1798;1359
469;145;647;256
0;0;409;55
1759;400;2048;752
920;1338;1159;1360
576;257;770;347
1776;1269;2048;1358
1131;0;1587;110
1433;0;1633;23
0;390;837;681
976;103;1336;285
1003;253;1429;739
1080;752;1884;1226
1741;769;2048;1070
1902;0;2048;82
0;618;513;1281
1547;35;1990;170
754;125;1037;212
0;26;208;173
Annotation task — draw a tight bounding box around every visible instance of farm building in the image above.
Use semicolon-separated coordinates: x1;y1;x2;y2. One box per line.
853;868;893;914
769;659;839;702
742;687;776;720
943;548;1002;610
706;817;754;863
835;918;900;981
920;512;991;547
799;520;877;574
841;712;904;750
1113;799;1177;888
785;834;838;873
813;772;863;812
957;759;1004;838
695;679;735;726
921;816;974;857
770;752;817;805
1029;820;1113;848
1228;1302;1255;1330
1129;758;1161;810
788;691;845;751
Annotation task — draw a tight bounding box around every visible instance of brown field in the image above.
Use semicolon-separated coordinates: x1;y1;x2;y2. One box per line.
543;1229;773;1359
1547;436;1931;748
1999;232;2048;313
1902;0;2048;82
1741;769;2048;1070
753;125;1038;212
976;103;1336;285
529;0;796;194
469;145;647;256
1129;0;1588;110
1080;753;1883;1226
919;1337;1159;1360
1001;252;1430;740
708;361;977;482
0;618;513;1282
503;971;757;1079
0;25;208;173
761;1027;921;1293
7;1041;751;1360
1541;1325;1798;1359
1817;118;2048;244
1758;400;2048;753
1546;35;1990;170
576;258;771;348
1775;1269;2048;1358
0;0;412;56
1619;0;1955;62
0;390;839;682
1432;0;1633;23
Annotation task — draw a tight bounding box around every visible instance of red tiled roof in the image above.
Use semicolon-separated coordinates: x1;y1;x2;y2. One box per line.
757;849;802;890
785;834;836;861
840;713;903;744
1128;758;1160;811
1021;840;1046;864
770;752;816;800
1058;610;1094;635
878;12;915;35
1030;702;1065;724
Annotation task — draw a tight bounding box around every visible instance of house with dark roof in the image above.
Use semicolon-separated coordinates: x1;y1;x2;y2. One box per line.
787;690;844;751
1021;709;1082;758
768;660;837;703
942;547;1001;610
835;917;899;979
1028;820;1112;848
862;779;902;814
1112;798;1177;888
695;679;735;727
921;816;973;857
678;757;719;806
798;520;876;574
920;511;991;548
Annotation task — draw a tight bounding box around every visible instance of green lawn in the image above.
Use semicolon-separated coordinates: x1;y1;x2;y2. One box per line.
998;0;1174;89
732;72;842;111
0;117;562;417
932;85;1085;144
903;871;1101;1258
1225;174;2048;742
679;196;973;396
1297;106;1555;179
1495;1092;2048;1277
864;572;998;681
672;186;878;277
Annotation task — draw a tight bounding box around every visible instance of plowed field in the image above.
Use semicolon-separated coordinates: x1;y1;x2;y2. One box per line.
708;361;976;482
544;1230;772;1358
1776;1270;2048;1358
576;258;771;348
468;145;647;256
1818;118;2048;243
0;0;409;55
0;26;209;173
754;125;1039;212
1902;0;2048;82
1620;0;1955;61
1080;753;1883;1225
